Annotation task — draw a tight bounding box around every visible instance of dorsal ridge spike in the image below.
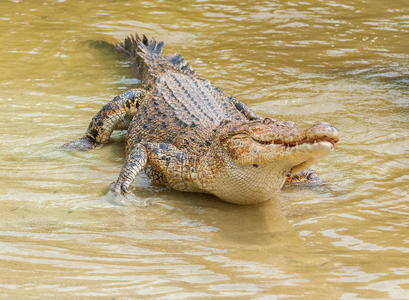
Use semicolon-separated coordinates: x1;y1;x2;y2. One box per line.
142;35;148;46
156;41;165;54
149;40;157;52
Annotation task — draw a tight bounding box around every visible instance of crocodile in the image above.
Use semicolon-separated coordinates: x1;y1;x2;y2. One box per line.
62;34;339;205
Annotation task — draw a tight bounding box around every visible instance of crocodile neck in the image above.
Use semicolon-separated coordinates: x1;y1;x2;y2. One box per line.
194;148;288;204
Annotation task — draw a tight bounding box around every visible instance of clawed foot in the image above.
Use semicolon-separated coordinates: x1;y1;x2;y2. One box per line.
105;183;151;207
285;168;322;186
59;137;99;151
111;180;131;195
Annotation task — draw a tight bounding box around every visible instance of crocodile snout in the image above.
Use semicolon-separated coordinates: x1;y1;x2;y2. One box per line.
306;122;339;145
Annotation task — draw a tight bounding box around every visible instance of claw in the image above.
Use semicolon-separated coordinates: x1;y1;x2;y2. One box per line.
122;185;130;194
111;181;122;195
111;181;131;195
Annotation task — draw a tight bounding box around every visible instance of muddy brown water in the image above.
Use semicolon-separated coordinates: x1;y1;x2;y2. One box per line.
0;0;408;299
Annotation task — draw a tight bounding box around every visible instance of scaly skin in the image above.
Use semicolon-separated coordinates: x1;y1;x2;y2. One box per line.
62;34;339;205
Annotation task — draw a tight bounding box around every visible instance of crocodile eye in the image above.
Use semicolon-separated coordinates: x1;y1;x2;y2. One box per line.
263;117;274;125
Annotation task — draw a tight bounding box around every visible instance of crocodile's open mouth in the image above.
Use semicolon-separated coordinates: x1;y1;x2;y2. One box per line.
284;140;334;174
251;136;337;148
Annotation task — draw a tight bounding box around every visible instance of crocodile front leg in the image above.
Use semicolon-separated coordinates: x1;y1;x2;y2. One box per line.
61;88;146;150
111;145;148;194
112;142;196;195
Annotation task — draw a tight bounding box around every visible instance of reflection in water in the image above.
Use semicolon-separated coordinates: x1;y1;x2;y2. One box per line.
0;0;408;298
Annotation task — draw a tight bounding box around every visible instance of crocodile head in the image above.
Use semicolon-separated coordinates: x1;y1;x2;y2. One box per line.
200;118;339;204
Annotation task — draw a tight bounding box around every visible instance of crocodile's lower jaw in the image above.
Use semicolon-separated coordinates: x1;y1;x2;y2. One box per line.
205;141;334;205
289;141;334;174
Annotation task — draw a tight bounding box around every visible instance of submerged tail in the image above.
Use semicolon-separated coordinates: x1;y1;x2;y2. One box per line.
116;33;195;84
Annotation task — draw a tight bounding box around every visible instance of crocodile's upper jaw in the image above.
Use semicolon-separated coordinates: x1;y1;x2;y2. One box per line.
197;120;339;205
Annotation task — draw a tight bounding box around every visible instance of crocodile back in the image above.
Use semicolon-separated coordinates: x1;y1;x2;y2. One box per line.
126;70;246;155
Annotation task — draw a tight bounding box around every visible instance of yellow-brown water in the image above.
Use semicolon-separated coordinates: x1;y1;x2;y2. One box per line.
0;0;408;298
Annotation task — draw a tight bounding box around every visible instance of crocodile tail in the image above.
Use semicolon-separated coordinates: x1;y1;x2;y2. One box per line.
117;34;164;81
117;33;195;78
117;33;164;58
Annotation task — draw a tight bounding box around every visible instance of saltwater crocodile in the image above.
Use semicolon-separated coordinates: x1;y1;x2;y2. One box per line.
62;34;339;205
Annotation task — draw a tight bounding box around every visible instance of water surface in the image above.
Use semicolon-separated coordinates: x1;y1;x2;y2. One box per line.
0;0;408;298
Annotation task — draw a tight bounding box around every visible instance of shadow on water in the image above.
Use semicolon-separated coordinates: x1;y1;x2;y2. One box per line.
113;184;320;257
183;193;289;246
